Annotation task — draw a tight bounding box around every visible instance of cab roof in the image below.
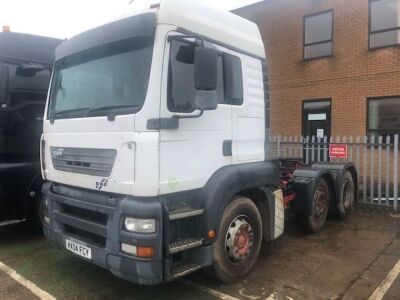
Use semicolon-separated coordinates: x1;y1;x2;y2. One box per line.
95;0;265;60
57;0;265;61
156;0;265;59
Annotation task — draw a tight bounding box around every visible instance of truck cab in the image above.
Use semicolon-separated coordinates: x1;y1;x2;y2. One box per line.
0;32;60;225
41;0;357;285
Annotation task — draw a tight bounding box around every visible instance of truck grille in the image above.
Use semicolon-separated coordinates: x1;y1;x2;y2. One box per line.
64;225;107;248
50;147;117;177
63;204;108;225
50;184;115;249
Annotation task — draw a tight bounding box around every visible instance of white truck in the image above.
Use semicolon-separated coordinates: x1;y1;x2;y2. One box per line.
41;0;357;285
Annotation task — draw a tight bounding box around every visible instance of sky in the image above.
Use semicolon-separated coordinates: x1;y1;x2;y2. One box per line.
0;0;261;39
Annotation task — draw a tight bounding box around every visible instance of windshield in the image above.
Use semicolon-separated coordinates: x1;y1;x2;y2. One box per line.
48;36;154;120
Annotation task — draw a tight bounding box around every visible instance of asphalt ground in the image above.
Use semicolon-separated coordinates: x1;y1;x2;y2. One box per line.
0;206;399;300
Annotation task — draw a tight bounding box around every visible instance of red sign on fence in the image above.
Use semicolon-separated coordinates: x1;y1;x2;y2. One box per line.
329;144;348;159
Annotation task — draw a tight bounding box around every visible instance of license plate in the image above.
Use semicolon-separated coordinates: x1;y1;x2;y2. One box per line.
66;239;92;259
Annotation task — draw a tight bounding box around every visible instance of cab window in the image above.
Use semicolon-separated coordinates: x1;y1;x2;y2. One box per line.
167;40;243;113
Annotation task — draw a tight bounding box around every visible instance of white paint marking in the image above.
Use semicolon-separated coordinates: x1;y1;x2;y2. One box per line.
265;292;277;300
182;280;239;300
0;261;56;300
368;258;400;300
238;287;260;299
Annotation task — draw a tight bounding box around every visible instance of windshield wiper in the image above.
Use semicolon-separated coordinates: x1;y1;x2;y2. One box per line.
49;105;141;123
50;107;90;123
86;105;141;121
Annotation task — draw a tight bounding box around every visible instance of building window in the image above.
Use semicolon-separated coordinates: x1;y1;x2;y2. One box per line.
168;40;243;113
368;97;400;139
369;0;400;49
303;10;333;60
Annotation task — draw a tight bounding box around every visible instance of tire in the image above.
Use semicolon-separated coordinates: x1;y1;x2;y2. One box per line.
25;196;42;228
210;197;262;283
296;178;330;233
336;171;355;219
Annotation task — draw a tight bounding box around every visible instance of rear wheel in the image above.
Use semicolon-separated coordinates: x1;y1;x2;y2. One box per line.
296;178;330;233
210;197;262;283
336;171;355;219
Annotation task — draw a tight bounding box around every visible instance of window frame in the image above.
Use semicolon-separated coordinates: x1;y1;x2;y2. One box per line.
303;9;334;60
166;39;198;113
366;96;400;139
368;0;400;50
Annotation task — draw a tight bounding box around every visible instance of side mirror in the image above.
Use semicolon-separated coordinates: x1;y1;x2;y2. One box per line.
0;63;9;105
194;47;218;111
16;63;45;77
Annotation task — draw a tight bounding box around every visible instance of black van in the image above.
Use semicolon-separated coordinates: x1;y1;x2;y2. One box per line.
0;31;61;226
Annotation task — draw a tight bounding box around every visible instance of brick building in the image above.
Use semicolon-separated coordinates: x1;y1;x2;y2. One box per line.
234;0;400;139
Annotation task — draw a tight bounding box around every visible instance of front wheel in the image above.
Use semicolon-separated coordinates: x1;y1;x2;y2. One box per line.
296;177;330;233
210;197;262;283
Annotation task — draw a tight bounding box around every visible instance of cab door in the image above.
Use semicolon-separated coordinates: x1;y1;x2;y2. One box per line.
158;35;232;195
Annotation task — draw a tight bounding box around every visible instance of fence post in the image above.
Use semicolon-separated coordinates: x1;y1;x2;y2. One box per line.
277;135;281;159
349;136;353;162
305;136;309;164
300;136;304;159
272;135;276;159
356;136;360;174
378;136;382;205
283;136;287;158
311;136;315;163
394;134;398;211
341;136;346;163
363;136;368;203
386;135;391;206
370;136;375;204
323;136;328;162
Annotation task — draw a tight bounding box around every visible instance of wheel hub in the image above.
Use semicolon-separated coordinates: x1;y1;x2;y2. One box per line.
343;180;352;209
314;187;328;217
225;217;254;262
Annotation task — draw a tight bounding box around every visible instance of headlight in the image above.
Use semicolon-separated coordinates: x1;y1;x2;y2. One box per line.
124;218;156;233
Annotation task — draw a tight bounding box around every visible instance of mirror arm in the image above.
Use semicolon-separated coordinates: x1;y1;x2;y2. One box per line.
146;110;205;130
168;35;205;47
173;109;204;120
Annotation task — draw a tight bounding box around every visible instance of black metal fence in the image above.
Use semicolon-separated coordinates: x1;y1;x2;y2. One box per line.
270;134;399;210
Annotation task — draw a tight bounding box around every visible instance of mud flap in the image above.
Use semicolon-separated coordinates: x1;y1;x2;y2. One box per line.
273;189;284;239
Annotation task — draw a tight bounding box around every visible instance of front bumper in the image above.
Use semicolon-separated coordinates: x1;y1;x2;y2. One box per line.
42;182;164;285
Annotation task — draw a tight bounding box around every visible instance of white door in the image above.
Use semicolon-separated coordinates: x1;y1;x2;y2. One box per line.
159;35;232;195
231;56;265;164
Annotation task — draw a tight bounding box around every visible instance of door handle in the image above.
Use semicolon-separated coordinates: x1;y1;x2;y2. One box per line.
223;140;232;157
